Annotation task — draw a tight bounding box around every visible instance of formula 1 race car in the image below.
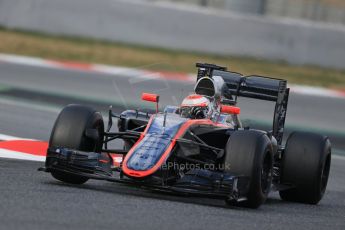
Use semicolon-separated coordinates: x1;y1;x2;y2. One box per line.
39;63;331;208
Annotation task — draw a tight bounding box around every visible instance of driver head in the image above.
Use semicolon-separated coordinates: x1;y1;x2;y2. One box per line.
180;94;211;119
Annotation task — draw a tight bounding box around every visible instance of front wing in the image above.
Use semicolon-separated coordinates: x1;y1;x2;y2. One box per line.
39;147;249;201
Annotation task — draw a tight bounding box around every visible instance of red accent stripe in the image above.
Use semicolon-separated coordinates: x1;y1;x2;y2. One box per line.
0;140;48;156
122;119;228;178
99;159;109;164
186;94;203;99
181;102;207;107
109;153;123;167
337;89;345;96
47;60;94;71
0;140;124;167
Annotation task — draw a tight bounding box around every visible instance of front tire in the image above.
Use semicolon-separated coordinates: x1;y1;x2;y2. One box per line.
279;132;331;204
46;104;104;184
224;130;273;208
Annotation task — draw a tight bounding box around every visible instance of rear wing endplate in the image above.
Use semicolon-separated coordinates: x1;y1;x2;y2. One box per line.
196;63;289;145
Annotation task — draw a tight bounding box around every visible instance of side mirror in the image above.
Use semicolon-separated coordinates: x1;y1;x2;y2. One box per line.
142;93;159;103
220;105;240;115
141;93;159;113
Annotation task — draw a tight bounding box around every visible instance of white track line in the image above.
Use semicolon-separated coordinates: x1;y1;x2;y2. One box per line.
0;133;43;162
290;85;345;99
0;133;36;141
1;53;344;99
0;133;344;162
0;147;343;162
0;148;45;162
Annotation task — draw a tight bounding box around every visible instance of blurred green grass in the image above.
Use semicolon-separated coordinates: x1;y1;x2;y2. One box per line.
0;27;344;89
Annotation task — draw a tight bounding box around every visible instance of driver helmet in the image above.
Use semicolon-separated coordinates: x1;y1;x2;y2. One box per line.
180;94;211;119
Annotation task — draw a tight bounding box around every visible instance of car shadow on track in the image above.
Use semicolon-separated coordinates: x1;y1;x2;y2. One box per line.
43;179;290;211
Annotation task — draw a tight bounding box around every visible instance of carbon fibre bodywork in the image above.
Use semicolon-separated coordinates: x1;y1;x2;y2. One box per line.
40;63;301;206
125;114;185;172
42;109;250;200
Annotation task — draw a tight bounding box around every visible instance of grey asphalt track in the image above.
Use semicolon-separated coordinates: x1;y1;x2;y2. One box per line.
0;156;344;230
1;62;345;229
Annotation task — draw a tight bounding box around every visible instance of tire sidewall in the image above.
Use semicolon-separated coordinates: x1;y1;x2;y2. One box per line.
280;132;331;204
247;143;273;207
224;131;273;208
49;105;104;152
47;104;104;184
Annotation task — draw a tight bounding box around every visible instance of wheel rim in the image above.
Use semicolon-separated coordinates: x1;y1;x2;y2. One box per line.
261;152;272;194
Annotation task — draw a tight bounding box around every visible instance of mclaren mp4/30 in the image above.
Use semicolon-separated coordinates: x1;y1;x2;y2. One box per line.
39;63;331;208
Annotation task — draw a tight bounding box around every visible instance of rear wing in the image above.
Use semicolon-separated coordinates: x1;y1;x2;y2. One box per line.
212;70;287;102
196;63;289;145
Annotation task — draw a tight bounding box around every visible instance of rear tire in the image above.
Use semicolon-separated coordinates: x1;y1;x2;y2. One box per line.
46;104;104;184
279;132;331;204
224;130;273;208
